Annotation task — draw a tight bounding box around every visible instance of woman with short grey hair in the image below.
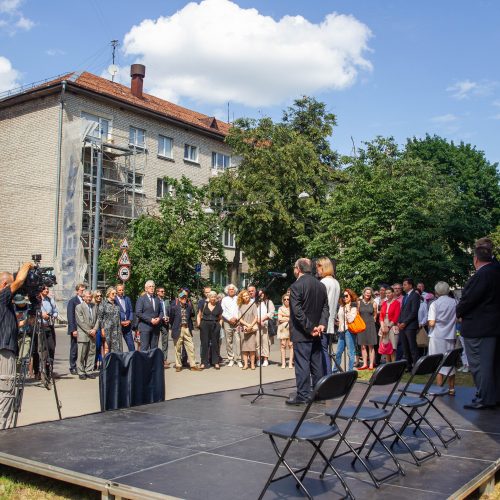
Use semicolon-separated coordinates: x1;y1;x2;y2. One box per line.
428;281;458;395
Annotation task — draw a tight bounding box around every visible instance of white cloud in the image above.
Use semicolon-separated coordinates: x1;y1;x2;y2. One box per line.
0;0;34;34
0;55;20;92
431;113;458;124
122;0;372;107
447;79;496;100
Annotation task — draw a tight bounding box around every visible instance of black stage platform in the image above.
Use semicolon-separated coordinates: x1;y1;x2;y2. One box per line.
0;381;498;499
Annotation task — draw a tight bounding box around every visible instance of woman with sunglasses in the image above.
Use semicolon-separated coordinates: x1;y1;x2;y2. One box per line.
277;293;293;368
335;289;358;371
92;290;104;369
98;287;122;354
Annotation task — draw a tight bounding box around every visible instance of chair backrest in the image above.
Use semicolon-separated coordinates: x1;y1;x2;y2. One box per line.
439;347;463;385
371;360;408;387
413;353;443;376
314;370;358;401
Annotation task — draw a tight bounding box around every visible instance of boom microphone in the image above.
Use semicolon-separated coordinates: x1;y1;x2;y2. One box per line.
267;272;287;278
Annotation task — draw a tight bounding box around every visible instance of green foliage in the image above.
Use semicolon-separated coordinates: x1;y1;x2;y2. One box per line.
208;97;338;279
305;136;496;290
99;176;226;300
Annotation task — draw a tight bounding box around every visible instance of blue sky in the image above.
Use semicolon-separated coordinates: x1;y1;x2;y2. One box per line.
1;0;499;164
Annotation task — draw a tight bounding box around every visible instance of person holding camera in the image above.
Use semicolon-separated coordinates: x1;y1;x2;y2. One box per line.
0;262;33;429
35;286;58;379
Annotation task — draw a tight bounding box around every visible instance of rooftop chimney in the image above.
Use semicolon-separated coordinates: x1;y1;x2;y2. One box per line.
130;64;146;99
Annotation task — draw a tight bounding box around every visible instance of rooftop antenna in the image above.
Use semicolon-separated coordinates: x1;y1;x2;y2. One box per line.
227;102;230;124
107;40;120;82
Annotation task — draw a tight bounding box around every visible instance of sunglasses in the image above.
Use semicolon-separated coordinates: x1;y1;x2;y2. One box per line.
95;294;102;297
283;298;289;301
343;294;350;298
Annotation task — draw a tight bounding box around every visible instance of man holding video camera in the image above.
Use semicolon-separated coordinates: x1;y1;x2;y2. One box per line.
0;262;33;429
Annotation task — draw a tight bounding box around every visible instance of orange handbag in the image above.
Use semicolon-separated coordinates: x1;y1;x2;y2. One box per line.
348;309;366;334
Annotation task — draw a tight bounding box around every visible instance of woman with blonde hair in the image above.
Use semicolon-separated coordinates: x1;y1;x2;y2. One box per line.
277;293;293;368
92;290;104;369
98;287;122;354
357;286;378;370
237;289;257;370
335;289;358;372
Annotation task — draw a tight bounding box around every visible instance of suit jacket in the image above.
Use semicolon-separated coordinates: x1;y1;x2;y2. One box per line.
67;295;83;335
115;295;133;330
289;273;329;343
75;302;99;342
135;294;163;334
456;261;500;339
169;303;194;340
398;290;420;331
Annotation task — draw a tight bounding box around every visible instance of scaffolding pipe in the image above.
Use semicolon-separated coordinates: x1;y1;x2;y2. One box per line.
91;146;103;290
87;142;94;277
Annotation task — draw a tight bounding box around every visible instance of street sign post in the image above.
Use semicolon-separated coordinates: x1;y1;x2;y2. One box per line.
118;250;131;266
118;266;131;282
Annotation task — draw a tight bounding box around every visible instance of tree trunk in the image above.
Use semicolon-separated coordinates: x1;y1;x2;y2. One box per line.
230;245;241;286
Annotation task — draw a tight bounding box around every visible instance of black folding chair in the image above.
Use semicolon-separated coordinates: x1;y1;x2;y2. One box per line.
369;353;444;467
402;347;462;447
319;360;408;488
258;371;358;500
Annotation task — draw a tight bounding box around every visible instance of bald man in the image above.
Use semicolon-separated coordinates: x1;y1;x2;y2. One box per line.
0;262;33;429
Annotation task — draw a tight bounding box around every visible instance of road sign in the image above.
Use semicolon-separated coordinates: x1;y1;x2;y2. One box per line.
120;238;129;249
118;266;131;282
118;250;131;266
194;263;202;274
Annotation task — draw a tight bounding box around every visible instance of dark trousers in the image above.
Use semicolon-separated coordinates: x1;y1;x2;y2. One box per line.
122;326;135;352
34;327;56;375
69;334;78;370
140;330;160;351
160;325;169;360
464;337;499;406
294;339;323;402
320;333;332;375
400;328;418;369
200;321;220;366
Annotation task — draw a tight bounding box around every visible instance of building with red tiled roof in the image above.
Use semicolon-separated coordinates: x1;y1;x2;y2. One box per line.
0;65;240;295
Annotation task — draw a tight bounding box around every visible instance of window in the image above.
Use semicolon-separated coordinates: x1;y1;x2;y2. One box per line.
129;126;146;148
156;178;175;198
158;135;173;158
209;270;228;287
212;152;231;170
222;229;235;248
184;144;198;162
127;172;143;191
81;111;110;140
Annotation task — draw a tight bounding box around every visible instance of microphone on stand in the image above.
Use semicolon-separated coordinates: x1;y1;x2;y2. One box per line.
267;272;287;278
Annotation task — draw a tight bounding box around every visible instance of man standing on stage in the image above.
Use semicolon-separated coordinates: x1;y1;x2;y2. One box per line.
115;284;134;352
457;238;500;410
287;258;329;405
397;278;421;370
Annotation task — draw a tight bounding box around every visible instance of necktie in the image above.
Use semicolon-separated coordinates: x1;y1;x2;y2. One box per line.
88;305;93;321
403;295;408;307
150;296;155;311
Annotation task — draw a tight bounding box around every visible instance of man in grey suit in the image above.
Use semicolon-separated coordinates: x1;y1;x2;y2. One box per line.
75;291;99;380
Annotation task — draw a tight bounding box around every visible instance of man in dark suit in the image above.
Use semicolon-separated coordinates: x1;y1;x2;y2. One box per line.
169;290;201;372
288;258;329;405
397;278;421;370
156;286;170;368
457;238;500;410
115;283;134;352
135;280;163;351
67;283;86;375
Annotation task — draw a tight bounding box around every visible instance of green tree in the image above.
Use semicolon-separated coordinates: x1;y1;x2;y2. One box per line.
306;137;462;290
209;98;338;282
99;176;226;299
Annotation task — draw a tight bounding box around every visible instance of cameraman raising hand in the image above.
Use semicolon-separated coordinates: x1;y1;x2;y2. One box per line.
0;262;33;429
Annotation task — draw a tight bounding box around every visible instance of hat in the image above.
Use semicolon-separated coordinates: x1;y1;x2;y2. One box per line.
13;294;30;305
179;291;187;298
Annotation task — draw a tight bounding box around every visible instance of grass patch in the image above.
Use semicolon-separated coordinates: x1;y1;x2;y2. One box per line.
0;466;99;500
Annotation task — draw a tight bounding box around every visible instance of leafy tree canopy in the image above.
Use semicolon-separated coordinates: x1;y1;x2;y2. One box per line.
99;176;226;299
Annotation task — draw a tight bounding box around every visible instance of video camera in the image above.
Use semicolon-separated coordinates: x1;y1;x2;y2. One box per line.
14;254;57;302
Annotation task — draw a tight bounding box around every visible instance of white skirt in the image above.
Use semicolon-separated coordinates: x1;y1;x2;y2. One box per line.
428;337;456;376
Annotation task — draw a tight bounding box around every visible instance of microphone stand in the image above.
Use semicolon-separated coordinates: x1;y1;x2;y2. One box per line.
241;276;288;404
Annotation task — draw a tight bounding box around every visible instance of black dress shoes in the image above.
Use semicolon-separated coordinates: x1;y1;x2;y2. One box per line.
285;397;308;406
78;374;87;380
463;402;494;410
70;368;77;375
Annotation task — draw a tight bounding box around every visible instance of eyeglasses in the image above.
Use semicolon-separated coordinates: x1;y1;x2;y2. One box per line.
95;294;102;297
343;294;350;298
283;298;289;301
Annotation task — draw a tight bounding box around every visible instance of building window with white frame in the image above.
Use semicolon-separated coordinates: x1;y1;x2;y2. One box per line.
127;172;144;191
156;178;175;198
184;143;198;162
81;111;110;140
129;126;146;149
212;152;231;170
158;135;173;159
222;229;235;248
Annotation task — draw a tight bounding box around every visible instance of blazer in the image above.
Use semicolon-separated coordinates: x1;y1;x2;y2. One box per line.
135;294;163;334
75;302;100;342
398;290;420;331
67;295;83;335
456;261;500;339
169;303;194;340
115;295;133;323
289;273;329;343
379;299;401;325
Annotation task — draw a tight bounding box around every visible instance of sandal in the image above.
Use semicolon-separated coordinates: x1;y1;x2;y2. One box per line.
215;364;220;370
281;364;286;369
242;366;248;370
448;388;456;396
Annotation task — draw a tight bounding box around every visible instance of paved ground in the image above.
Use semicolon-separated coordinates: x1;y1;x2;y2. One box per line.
16;327;296;427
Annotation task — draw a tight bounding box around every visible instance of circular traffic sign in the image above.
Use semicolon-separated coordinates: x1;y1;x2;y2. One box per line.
118;266;131;282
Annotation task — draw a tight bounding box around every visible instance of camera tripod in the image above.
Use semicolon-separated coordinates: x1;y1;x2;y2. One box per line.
12;302;62;428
